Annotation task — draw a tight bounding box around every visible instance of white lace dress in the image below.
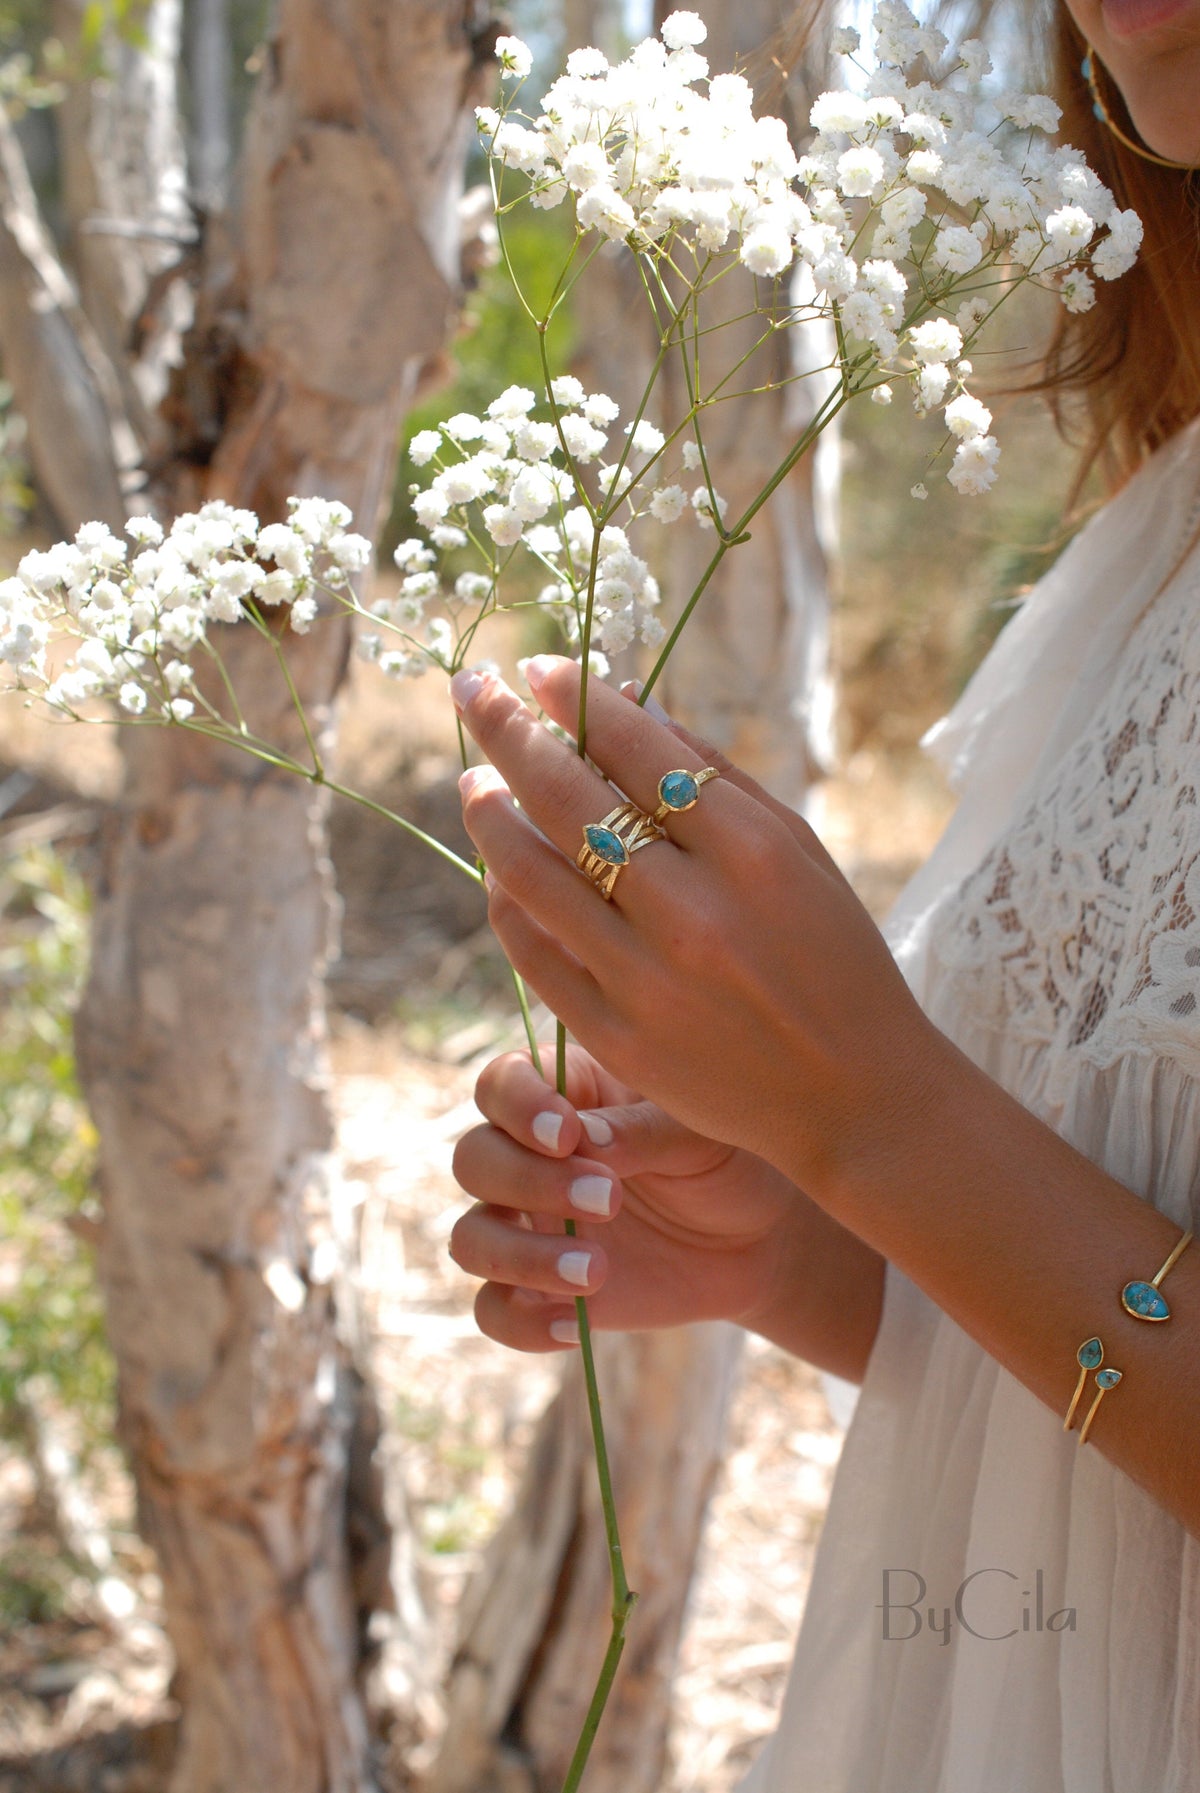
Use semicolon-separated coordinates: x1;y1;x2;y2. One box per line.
738;417;1200;1793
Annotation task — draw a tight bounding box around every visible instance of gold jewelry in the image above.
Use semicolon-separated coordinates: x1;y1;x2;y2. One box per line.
1063;1335;1105;1433
1065;1227;1192;1444
1079;1365;1124;1445
652;766;720;826
577;799;664;900
1119;1227;1192;1320
1081;46;1199;172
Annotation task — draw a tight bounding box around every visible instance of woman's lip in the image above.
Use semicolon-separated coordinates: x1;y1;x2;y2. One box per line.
1101;0;1192;36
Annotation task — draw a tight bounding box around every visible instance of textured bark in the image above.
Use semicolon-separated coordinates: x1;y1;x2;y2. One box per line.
426;1329;742;1793
0;100;126;531
52;0;193;457
57;3;494;1789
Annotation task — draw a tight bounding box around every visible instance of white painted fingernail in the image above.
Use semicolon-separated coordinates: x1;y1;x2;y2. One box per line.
623;678;672;723
558;1249;593;1288
524;654;560;690
569;1175;612;1217
550;1318;580;1345
579;1111;614;1147
459;764;497;797
450;667;485;709
532;1111;563;1151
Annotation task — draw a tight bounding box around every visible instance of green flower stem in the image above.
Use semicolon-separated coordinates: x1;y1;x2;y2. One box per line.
641;372;853;701
176;719;483;883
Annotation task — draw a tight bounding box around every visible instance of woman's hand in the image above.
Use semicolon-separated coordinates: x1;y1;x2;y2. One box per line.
451;654;950;1218
451;1041;885;1373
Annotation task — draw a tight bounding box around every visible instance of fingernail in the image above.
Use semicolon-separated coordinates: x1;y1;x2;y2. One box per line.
450;667;485;709
620;678;671;724
558;1249;593;1288
532;1111;563;1150
523;654;560;691
550;1318;580;1345
579;1111;614;1147
569;1175;612;1217
459;764;494;796
483;870;497;893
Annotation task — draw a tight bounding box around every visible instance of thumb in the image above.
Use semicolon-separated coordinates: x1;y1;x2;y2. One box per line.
576;1096;733;1180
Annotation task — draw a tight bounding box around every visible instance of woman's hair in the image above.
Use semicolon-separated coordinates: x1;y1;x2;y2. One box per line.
1038;4;1200;489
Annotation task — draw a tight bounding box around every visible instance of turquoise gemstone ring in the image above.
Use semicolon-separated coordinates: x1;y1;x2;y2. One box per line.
652;765;720;826
577;799;664;900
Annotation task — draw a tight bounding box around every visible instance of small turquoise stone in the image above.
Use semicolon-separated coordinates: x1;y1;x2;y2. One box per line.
1121;1279;1170;1320
1096;1368;1123;1389
659;770;698;810
584;824;627;865
1077;1337;1103;1370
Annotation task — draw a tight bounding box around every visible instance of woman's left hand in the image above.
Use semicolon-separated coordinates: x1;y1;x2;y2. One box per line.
453;653;950;1214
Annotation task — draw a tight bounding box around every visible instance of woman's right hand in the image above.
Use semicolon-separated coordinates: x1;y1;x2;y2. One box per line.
450;1041;883;1370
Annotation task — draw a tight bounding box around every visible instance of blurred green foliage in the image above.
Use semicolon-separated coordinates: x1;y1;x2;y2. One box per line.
0;850;114;1459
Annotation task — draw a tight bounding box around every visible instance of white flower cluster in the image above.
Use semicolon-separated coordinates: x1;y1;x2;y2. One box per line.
478;1;1142;496
386;380;727;678
0;499;372;718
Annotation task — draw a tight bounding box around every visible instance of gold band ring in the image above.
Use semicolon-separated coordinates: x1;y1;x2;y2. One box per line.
577;800;665;900
652;766;720;826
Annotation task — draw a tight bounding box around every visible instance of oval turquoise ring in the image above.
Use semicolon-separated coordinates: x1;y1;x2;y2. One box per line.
652;766;720;826
577;799;665;900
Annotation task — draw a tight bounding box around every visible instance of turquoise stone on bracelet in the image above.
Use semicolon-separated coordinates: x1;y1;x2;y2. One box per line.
1096;1368;1123;1389
1077;1337;1103;1370
583;824;628;865
658;769;698;811
1121;1279;1171;1320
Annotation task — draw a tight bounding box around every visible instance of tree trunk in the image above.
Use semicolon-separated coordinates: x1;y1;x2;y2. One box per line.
50;3;495;1789
426;6;836;1788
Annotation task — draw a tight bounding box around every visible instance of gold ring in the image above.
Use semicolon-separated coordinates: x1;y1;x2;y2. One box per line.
652;766;720;826
577;800;664;900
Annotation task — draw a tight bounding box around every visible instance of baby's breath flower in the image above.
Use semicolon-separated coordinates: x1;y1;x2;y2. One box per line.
871;383;894;405
831;25;861;54
661;10;706;50
409;429;443;466
944;393;992;439
495;35;532;80
909;318;963;365
947;436;1000;496
1059;268;1096;313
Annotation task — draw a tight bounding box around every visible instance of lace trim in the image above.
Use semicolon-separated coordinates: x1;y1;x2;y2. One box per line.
929;551;1200;1076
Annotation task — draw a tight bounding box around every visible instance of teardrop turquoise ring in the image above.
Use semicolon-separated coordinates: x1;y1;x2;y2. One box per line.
652;766;720;826
577;799;665;900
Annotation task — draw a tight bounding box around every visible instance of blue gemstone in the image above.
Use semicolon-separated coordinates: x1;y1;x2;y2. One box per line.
660;770;698;810
584;824;628;865
1077;1337;1103;1369
1096;1368;1123;1389
1121;1280;1170;1320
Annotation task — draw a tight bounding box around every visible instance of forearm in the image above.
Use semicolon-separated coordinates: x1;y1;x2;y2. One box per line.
823;1025;1200;1536
742;1183;887;1385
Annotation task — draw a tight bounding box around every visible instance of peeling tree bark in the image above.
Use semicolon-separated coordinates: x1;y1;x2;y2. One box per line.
0;3;498;1790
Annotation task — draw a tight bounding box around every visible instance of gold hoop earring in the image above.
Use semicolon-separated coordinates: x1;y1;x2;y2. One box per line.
1082;46;1198;173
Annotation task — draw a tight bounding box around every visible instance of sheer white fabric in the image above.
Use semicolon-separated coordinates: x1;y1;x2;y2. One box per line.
738;417;1200;1793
